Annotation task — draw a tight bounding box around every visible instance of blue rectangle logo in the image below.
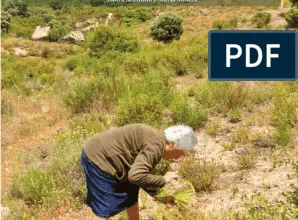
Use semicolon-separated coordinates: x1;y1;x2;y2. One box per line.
208;30;297;81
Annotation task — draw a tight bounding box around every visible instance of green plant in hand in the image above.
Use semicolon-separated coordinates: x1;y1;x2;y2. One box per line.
156;180;196;209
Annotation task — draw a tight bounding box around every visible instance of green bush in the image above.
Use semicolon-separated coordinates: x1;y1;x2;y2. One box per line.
64;56;80;71
116;70;175;127
48;19;72;42
2;55;56;91
252;12;271;28
271;85;295;146
11;168;55;204
63;77;109;112
88;26;139;58
122;9;152;27
195;82;249;114
1;10;12;34
179;155;220;192
171;96;208;129
285;6;298;28
151;13;183;43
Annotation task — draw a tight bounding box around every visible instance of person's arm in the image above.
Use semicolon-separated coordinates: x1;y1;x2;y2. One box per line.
128;142;166;189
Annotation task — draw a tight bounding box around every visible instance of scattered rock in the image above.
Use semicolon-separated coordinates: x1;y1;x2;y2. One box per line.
63;30;85;42
199;9;209;16
24;82;44;90
75;21;85;29
13;47;28;57
31;26;50;40
1;206;11;218
82;24;96;32
41;106;50;113
86;17;98;25
105;13;113;26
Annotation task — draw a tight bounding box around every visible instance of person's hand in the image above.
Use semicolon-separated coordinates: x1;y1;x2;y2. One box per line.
164;171;179;183
156;195;175;205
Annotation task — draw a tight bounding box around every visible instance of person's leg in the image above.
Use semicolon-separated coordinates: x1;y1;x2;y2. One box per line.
127;203;139;220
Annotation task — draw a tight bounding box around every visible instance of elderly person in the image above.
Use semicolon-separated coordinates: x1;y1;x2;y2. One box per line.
81;123;197;220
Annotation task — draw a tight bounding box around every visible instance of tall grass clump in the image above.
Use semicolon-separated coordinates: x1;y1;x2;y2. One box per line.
178;155;220;192
271;85;296;146
171;94;208;129
195;82;249;114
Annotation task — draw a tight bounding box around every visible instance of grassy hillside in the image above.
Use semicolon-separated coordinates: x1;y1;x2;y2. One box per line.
1;2;298;220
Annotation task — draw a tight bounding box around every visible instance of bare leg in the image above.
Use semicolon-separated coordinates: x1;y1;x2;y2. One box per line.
127;203;139;220
93;215;109;220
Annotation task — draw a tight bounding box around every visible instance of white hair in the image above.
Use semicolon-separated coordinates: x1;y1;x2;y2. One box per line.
164;125;197;152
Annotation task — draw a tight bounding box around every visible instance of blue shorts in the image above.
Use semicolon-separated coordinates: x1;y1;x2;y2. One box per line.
81;151;140;217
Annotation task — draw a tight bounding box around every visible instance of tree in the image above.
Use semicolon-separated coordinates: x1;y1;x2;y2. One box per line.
1;11;12;34
151;13;183;44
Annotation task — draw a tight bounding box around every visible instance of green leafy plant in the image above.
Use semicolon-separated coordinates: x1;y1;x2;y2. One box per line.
151;13;183;43
285;6;298;28
156;180;196;209
252;12;271;28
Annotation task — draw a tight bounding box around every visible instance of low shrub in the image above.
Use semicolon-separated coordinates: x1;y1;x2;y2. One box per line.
178;155;220;192
195;82;249;114
48;19;72;42
116;70;175;127
63;77;112;112
238;147;255;169
171;96;208;129
88;26;139;58
271;85;295;146
64;56;80;71
204;120;220;136
122;9;152;27
228;108;242;123
252;12;271;28
285;6;298;28
2;55;56;92
11;168;55;204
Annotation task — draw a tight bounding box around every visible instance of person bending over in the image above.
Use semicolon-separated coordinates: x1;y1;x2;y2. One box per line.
81;123;197;220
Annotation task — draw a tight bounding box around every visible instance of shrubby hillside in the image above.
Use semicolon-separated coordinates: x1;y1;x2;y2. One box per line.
1;1;298;219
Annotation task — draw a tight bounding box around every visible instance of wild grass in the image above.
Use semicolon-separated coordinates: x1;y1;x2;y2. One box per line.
204;120;220;136
178;155;220;192
195;82;249;114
